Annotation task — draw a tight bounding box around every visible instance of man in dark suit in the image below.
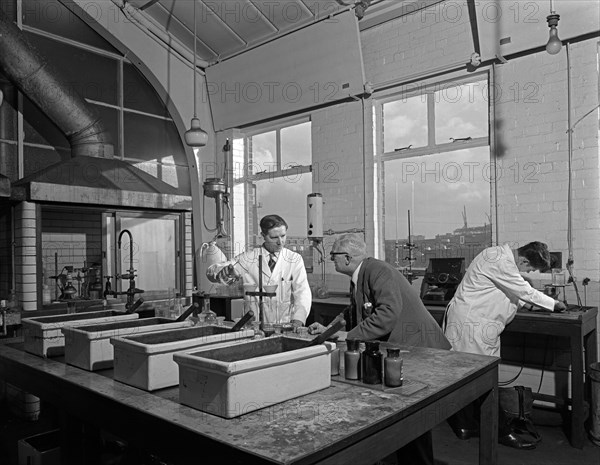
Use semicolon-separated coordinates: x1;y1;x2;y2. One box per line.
309;233;450;465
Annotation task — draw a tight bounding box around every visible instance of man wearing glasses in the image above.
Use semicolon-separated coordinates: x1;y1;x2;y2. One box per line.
309;233;449;465
311;233;449;349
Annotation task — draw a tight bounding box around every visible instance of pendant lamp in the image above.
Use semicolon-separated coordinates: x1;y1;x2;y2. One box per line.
184;0;208;147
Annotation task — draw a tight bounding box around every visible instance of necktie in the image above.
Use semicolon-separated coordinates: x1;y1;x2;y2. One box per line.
268;254;276;271
349;281;356;329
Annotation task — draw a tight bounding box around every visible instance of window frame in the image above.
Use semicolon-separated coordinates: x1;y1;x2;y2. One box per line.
103;210;184;296
373;69;496;262
233;117;313;249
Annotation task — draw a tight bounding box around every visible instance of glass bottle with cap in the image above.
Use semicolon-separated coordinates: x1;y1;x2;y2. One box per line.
344;339;361;380
362;340;383;384
330;340;340;376
384;347;403;387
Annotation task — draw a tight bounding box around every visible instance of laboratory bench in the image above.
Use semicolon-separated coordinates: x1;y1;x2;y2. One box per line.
0;341;499;465
310;298;598;449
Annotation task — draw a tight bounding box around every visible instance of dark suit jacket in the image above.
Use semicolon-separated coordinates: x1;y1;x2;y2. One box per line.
346;257;450;350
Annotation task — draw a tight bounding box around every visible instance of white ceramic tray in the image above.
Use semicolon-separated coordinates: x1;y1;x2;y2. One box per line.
22;310;139;357
110;325;254;391
173;336;334;418
62;317;193;371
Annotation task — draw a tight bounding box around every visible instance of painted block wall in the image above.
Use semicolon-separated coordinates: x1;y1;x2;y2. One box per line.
494;39;600;308
13;202;38;311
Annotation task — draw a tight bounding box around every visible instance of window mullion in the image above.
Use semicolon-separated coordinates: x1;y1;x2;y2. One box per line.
276;129;282;169
427;92;435;148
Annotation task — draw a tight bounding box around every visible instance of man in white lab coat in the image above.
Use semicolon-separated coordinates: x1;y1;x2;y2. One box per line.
444;241;566;356
206;214;311;326
443;241;566;449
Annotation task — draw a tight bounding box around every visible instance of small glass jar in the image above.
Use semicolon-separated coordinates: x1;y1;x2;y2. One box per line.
362;340;383;385
344;339;361;380
330;342;340;376
384;347;403;387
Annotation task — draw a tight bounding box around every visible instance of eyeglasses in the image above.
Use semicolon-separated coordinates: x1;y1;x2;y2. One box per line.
329;252;348;261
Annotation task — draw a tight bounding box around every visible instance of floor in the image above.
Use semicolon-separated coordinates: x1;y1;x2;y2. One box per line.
433;407;600;465
1;401;599;464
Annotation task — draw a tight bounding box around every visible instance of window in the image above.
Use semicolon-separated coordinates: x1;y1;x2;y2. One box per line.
232;120;313;266
375;74;493;279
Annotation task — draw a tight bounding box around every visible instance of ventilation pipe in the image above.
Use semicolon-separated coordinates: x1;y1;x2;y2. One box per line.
0;7;114;158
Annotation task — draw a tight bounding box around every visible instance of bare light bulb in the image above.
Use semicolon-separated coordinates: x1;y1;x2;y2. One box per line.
546;26;562;55
545;13;562;55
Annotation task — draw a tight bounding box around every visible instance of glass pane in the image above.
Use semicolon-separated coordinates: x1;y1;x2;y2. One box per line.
383;146;492;270
0;78;17;141
250;131;276;174
23;0;120;53
435;80;489;144
93;104;119;157
23;94;70;148
0;205;13;299
41;207;103;298
250;173;312;246
0;143;18;181
383;95;427;152
2;1;16;21
24;32;118;105
124;63;169;115
119;216;177;291
124;112;186;166
281;122;311;167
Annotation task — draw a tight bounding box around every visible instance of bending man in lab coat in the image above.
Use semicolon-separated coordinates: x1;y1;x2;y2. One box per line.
444;241;566;357
206;214;311;326
443;241;566;449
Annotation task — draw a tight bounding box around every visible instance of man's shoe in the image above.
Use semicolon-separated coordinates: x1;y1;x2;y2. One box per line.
498;432;537;450
453;427;479;440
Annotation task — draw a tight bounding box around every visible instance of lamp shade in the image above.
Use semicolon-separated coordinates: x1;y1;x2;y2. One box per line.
184;117;208;147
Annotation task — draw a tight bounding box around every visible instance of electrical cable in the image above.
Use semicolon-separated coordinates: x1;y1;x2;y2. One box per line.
498;334;526;386
536;336;550;394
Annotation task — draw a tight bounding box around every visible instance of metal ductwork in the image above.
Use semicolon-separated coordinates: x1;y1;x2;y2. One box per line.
0;7;114;158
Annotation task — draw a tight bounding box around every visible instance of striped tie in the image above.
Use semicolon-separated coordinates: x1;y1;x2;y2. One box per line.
268;255;276;271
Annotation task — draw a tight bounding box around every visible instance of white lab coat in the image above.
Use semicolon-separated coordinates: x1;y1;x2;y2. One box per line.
207;246;312;324
443;244;555;357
